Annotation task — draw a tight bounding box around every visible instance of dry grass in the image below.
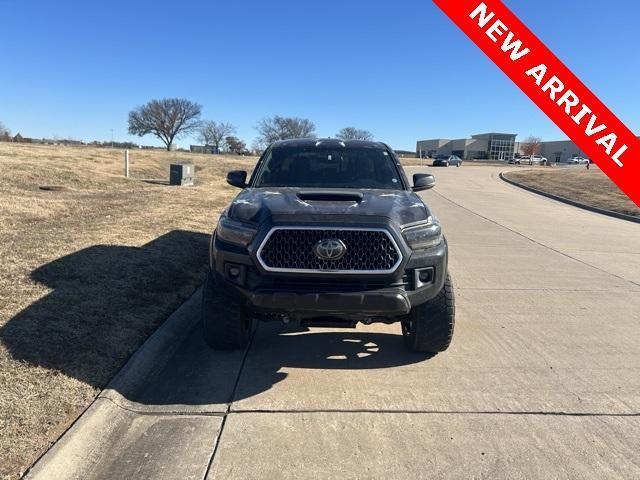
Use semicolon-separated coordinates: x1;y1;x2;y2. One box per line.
504;166;639;217
0;142;256;479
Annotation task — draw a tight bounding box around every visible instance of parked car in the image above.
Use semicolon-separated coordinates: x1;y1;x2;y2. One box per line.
530;155;548;165
514;155;547;165
202;138;455;354
569;157;590;164
432;154;462;167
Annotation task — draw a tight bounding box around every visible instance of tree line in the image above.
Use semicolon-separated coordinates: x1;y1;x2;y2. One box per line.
127;97;374;152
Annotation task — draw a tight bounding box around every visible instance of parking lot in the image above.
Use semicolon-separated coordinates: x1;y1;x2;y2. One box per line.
29;165;640;479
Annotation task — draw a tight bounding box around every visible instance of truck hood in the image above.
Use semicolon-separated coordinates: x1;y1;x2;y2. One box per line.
226;188;431;227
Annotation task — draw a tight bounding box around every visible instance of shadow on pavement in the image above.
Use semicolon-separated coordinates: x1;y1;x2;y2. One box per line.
126;321;432;407
0;230;210;388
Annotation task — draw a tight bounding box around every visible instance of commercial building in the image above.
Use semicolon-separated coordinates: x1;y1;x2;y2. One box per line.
418;133;639;163
537;140;586;163
190;145;219;154
416;133;517;160
537;137;639;163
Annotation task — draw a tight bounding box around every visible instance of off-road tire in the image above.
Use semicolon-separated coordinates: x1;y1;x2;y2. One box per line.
202;271;252;350
401;274;455;353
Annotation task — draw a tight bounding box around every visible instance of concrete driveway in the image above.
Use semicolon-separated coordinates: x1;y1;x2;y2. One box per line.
28;166;640;479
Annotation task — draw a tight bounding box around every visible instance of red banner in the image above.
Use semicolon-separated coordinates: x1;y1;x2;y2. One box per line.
433;0;640;207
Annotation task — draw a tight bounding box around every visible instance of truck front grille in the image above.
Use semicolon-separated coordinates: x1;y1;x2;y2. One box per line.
257;227;402;273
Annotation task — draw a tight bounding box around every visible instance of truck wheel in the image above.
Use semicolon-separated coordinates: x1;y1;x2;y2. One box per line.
201;272;252;350
401;274;455;353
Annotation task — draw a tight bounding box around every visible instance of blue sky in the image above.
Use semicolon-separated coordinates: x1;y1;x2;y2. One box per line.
1;0;638;150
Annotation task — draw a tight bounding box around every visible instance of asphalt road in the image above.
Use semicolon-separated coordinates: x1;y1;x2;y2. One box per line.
29;166;640;479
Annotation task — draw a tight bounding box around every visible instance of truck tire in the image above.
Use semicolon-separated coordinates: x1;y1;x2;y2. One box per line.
401;274;455;353
201;271;252;350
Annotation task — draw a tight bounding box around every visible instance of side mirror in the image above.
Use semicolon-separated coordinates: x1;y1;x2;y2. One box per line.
227;170;248;188
412;173;435;192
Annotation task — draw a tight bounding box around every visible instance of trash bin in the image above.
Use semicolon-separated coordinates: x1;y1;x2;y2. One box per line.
169;163;195;186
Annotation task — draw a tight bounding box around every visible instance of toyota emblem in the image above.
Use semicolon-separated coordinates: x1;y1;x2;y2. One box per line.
313;238;347;261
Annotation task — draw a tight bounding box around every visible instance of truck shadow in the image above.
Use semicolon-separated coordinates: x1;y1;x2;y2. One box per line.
1;231;432;406
125;320;433;407
0;230;210;389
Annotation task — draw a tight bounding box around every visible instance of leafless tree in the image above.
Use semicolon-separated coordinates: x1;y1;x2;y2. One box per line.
335;127;373;141
520;136;542;156
255;115;316;148
250;139;266;157
128;98;202;151
0;121;10;139
225;136;246;154
199;121;236;152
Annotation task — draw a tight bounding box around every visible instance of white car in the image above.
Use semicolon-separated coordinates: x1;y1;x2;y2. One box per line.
569;157;589;164
529;155;548;165
514;155;547;165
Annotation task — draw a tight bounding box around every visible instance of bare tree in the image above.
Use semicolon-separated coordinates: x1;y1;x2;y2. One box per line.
336;127;373;141
0;121;10;139
225;136;246;154
255;115;316;148
199;121;236;152
128;98;202;151
250;139;266;157
520;136;542;156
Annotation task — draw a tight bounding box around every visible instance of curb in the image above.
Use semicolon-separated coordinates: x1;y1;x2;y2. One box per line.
25;287;204;479
101;286;203;405
499;172;640;224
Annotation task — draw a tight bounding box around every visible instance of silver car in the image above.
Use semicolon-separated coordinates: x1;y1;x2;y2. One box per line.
569;157;590;164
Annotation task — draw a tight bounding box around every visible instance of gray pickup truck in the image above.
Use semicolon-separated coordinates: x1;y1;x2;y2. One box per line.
202;139;455;353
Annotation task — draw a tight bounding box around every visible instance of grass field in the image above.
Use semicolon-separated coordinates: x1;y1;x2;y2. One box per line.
0;142;256;479
503;166;639;217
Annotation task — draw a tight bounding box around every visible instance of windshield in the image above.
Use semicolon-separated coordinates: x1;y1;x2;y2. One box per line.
253;145;403;189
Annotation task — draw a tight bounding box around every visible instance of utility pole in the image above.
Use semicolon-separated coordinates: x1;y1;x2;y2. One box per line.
110;129;114;148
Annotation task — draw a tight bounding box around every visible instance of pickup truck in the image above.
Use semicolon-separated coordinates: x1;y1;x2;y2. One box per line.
202;139;455;353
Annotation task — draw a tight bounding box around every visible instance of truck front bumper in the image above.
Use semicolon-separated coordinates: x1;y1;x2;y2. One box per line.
249;288;411;317
211;234;448;320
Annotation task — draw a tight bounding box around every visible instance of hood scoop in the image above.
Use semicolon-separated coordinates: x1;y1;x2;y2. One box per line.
296;190;363;203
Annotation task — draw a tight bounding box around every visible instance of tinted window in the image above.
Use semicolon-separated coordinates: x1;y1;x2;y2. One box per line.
253;145;402;189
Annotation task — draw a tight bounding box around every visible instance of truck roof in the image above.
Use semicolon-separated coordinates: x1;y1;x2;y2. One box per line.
271;138;389;150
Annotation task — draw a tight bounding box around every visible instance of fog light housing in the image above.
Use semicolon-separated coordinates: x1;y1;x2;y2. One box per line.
414;267;434;289
224;263;246;285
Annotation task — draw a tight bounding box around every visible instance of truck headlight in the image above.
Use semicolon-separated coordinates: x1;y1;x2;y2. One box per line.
216;216;258;247
402;217;443;250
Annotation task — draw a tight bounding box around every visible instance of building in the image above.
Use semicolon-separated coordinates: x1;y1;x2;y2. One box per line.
190;145;219;154
417;132;517;160
418;133;639;163
538;136;640;163
535;140;586;163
